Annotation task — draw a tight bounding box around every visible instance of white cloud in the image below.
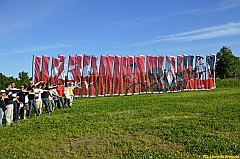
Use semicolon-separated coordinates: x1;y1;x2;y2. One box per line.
129;22;240;46
0;44;72;56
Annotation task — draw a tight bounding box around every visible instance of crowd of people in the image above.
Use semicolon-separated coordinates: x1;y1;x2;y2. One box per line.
0;81;76;127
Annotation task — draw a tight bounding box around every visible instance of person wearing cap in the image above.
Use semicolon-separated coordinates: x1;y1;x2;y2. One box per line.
0;90;7;126
4;83;14;125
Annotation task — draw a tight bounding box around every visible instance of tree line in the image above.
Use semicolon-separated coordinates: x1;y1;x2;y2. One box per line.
0;71;30;90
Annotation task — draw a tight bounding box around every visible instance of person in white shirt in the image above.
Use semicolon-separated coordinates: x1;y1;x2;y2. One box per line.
64;84;71;108
34;84;43;114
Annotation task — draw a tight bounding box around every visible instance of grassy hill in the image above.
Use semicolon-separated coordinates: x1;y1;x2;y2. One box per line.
0;88;239;159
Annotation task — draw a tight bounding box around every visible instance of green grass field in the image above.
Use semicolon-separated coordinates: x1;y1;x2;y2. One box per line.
0;88;239;159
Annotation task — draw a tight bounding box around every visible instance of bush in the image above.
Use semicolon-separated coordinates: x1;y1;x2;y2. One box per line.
216;78;240;88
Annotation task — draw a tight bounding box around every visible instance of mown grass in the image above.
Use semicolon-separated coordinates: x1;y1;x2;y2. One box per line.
0;88;239;159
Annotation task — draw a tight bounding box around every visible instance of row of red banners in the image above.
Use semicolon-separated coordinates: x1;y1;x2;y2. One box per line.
32;54;216;97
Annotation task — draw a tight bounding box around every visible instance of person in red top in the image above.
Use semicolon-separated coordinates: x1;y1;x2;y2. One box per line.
56;83;66;108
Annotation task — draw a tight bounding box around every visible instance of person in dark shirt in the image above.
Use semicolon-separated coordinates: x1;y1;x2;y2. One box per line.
16;85;29;119
4;83;14;125
41;83;51;114
27;81;40;116
0;90;7;127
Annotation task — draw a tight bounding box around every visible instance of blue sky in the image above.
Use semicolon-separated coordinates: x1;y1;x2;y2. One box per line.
1;0;240;78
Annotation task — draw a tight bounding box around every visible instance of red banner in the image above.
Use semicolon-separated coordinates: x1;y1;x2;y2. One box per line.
41;55;50;83
126;56;134;95
105;55;114;96
82;55;91;97
67;55;76;83
73;55;82;97
33;56;41;84
51;57;60;85
113;55;121;96
182;55;188;90
133;56;140;95
119;56;127;96
146;56;152;93
98;55;107;97
57;55;66;84
138;55;145;94
89;56;98;97
152;56;158;93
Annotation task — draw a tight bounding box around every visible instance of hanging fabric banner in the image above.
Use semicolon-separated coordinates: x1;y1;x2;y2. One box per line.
105;55;114;96
195;55;205;90
113;55;121;96
206;54;216;90
98;55;107;97
119;56;127;96
211;54;216;89
126;56;134;95
51;57;60;85
41;55;50;83
152;56;158;93
165;55;177;92
67;55;76;83
182;55;188;90
146;56;153;93
138;55;146;94
177;55;184;91
33;55;41;84
57;55;66;84
133;56;140;95
188;55;195;90
89;56;98;97
73;55;82;97
82;55;91;97
156;56;165;93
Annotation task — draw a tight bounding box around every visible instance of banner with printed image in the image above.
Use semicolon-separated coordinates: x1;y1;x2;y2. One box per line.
82;55;91;97
98;55;107;97
119;56;127;96
195;55;205;90
165;55;177;92
73;55;82;97
67;55;76;83
126;56;134;95
89;56;98;97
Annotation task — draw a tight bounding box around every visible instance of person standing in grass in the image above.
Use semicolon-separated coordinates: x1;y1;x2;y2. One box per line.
64;83;71;108
56;83;66;108
0;90;7;127
16;85;29;119
52;88;60;110
11;82;20;121
69;82;76;107
27;81;40;117
4;83;14;125
34;83;43;114
41;83;51;114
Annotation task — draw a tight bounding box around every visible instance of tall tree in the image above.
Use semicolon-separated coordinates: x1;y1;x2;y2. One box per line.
216;46;240;79
18;71;30;87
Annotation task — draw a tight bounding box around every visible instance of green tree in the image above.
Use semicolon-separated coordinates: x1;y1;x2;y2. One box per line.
216;46;240;79
18;71;30;87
